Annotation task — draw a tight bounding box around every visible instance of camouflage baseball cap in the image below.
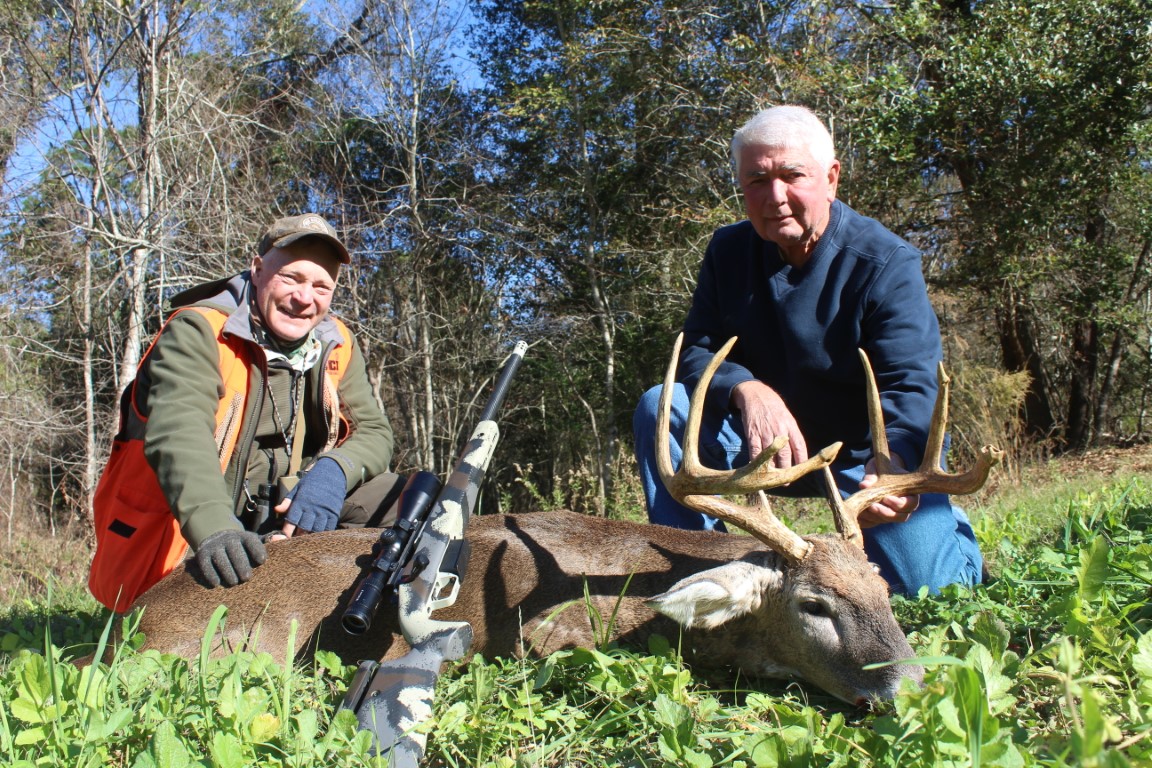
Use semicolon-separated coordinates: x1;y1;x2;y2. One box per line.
257;214;350;264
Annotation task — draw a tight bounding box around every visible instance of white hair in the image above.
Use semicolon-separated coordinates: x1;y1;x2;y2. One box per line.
730;106;837;176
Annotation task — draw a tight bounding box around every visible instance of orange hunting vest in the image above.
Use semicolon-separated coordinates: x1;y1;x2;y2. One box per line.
88;307;353;612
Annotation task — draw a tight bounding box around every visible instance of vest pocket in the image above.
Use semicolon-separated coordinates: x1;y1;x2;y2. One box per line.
88;440;189;612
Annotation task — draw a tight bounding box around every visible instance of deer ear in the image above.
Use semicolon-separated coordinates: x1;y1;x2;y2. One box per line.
646;561;778;630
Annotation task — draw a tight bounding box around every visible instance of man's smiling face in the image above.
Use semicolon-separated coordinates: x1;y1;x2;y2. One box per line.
250;239;341;343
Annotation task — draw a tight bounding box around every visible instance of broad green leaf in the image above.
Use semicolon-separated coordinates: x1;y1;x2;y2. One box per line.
10;697;54;724
13;724;48;746
966;645;1014;714
14;653;51;709
653;692;692;737
77;665;108;710
313;649;344;677
935;694;965;740
131;752;158;768
249;712;280;742
778;724;812;750
293;709;316;746
87;708;134;742
681;747;714;768
1077;537;1111;603
434;701;469;736
237;685;270;722
215;677;237;720
743;732;781;768
1133;630;1152;681
980;733;1027;768
532;654;556;689
209;732;246;768
1072;687;1105;759
647;633;671;656
970;612;1011;658
148;720;192;768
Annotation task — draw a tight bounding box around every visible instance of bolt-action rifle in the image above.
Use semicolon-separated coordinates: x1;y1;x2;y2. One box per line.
338;340;528;767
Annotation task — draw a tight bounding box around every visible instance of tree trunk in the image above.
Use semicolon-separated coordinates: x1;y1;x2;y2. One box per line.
1065;318;1098;451
997;291;1057;444
1094;238;1151;440
118;0;162;387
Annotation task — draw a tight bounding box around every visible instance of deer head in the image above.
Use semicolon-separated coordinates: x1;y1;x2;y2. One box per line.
647;334;1002;703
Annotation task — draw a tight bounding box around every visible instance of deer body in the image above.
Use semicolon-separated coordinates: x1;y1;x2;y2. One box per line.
131;510;920;704
124;337;1003;709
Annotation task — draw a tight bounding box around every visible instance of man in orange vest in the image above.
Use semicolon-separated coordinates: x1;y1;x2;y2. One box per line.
89;214;401;611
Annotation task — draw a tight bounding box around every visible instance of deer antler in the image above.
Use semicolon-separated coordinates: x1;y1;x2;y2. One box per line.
656;333;842;564
825;349;1005;548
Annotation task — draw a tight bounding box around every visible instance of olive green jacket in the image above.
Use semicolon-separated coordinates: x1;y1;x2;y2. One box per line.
133;272;394;549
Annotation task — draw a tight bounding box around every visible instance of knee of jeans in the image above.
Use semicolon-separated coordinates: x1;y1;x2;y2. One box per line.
699;438;744;469
634;385;665;432
906;557;982;595
869;496;984;595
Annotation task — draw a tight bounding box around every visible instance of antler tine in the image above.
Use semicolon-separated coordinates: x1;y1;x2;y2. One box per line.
669;334;842;492
656;333;843;564
859;349;892;474
842;350;1005;521
923;360;951;474
822;466;863;548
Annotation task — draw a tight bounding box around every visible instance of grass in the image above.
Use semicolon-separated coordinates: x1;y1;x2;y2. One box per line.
4;448;1152;765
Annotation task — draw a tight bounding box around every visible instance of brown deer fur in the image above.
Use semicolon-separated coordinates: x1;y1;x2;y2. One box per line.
124;510;921;704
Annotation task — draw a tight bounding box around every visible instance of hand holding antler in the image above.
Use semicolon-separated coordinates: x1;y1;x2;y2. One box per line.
731;380;810;467
823;350;1005;545
857;454;919;528
657;334;842;564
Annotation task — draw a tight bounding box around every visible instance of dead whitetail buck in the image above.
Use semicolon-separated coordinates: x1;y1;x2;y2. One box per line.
111;335;1001;704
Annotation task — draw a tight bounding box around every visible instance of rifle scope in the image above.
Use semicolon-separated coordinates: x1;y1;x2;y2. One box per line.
341;471;442;635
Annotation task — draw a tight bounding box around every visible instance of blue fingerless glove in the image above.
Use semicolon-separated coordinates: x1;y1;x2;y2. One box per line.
284;456;347;532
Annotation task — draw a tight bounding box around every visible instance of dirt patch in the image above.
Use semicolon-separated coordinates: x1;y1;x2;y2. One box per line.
1046;443;1152;479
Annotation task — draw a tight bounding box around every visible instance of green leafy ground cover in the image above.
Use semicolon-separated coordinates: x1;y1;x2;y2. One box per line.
3;464;1152;766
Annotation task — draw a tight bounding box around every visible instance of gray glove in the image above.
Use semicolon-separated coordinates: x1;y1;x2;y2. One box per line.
193;529;268;588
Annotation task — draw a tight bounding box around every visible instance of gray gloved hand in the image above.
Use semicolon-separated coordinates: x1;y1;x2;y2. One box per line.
282;456;347;532
193;529;267;588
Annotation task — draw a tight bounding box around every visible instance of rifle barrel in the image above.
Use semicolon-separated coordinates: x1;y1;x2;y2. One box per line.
478;341;528;422
342;339;529;762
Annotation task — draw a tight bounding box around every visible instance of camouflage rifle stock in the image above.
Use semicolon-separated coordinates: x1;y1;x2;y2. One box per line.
338;340;528;767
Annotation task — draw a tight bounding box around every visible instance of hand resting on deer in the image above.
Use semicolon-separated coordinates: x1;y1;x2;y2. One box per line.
108;335;1002;705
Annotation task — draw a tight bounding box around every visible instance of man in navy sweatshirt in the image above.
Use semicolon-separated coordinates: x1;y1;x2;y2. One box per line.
632;105;982;595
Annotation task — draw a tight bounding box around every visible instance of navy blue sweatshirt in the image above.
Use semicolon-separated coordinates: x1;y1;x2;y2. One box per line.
680;199;942;468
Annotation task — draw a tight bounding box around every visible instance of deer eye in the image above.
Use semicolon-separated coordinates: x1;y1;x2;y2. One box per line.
800;600;828;617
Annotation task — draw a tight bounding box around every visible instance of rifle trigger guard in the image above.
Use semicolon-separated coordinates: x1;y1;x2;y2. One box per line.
429;572;461;611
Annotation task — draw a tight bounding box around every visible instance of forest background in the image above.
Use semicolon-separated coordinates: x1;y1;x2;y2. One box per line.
0;0;1150;544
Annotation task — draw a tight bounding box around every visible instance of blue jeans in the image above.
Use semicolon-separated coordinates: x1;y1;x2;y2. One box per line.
633;383;983;595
